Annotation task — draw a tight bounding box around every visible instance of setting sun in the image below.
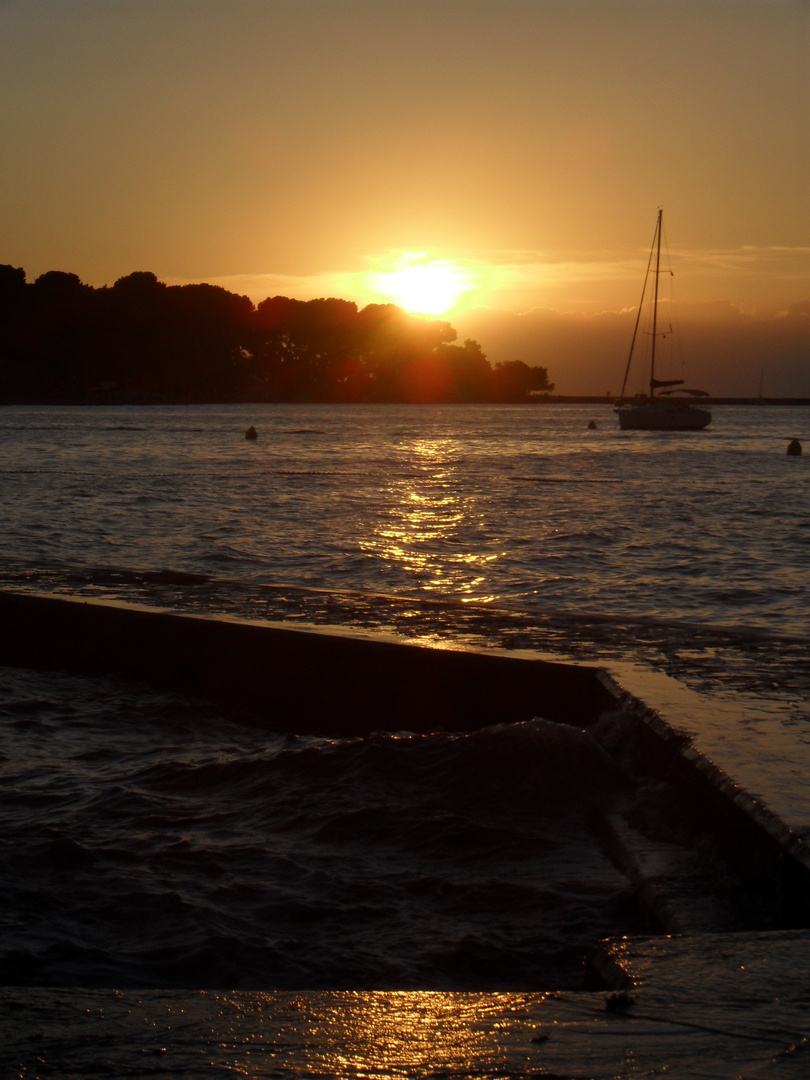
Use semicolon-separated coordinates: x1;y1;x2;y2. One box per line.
367;257;478;316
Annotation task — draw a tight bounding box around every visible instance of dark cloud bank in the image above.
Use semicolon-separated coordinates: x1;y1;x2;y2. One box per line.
456;301;810;398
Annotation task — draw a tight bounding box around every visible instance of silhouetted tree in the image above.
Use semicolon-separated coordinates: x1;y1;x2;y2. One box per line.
491;359;555;401
0;265;30;395
0;264;26;311
253;296;361;400
355;304;457;401
0;265;26;341
0;264;554;403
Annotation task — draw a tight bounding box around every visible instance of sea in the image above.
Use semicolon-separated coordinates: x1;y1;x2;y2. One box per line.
0;403;808;995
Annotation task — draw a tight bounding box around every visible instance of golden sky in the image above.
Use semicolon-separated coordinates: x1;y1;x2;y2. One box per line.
1;0;807;390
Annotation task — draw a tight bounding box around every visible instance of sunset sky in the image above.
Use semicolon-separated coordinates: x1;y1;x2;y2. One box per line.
1;0;807;393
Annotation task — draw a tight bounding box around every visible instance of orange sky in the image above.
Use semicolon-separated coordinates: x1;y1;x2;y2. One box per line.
1;0;807;392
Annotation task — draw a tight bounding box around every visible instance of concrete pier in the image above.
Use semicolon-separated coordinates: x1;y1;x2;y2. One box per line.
2;590;810;1076
0;590;616;734
1;589;808;911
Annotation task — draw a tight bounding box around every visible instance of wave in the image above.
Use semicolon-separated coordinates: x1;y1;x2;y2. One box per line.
0;668;641;991
517;476;622;484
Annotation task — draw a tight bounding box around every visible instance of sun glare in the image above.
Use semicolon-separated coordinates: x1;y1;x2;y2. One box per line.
367;256;477;316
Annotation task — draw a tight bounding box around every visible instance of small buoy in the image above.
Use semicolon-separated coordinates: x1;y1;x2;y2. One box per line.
587;419;598;430
787;438;802;456
245;425;257;441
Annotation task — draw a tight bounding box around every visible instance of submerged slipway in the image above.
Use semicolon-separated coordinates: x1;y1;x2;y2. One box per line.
1;590;809;1078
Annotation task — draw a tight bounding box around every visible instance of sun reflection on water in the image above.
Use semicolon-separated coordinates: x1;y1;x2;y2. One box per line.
238;990;541;1077
360;438;499;602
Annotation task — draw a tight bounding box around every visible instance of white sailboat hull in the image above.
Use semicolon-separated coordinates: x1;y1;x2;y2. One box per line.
616;400;712;431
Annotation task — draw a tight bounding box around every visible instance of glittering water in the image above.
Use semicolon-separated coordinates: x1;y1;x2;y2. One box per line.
0;403;808;995
0;402;806;632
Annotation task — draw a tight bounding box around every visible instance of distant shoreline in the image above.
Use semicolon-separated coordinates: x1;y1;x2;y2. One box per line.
535;396;810;406
0;395;809;407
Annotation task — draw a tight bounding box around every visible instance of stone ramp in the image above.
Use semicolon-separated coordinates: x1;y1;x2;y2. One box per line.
3;933;809;1079
3;591;810;1075
590;678;810;930
592;810;736;934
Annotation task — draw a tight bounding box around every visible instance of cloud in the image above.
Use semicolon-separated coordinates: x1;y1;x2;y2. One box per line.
453;303;810;398
159;244;808;397
161;243;808;317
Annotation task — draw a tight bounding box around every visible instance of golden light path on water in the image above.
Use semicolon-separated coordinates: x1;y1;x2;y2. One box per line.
211;991;547;1077
296;992;509;1076
359;437;500;603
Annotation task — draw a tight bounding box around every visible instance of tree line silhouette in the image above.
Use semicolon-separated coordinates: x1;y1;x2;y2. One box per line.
0;265;554;404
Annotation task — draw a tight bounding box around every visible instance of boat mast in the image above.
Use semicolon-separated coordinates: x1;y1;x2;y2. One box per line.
617;215;658;401
649;207;662;401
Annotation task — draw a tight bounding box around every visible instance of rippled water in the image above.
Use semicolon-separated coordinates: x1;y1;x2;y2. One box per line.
1;403;808;993
0;402;807;632
0;665;643;991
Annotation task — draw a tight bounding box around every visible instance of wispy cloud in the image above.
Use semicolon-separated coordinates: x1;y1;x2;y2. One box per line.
165;245;809;314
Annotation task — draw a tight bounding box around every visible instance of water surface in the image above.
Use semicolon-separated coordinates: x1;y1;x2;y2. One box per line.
1;403;808;990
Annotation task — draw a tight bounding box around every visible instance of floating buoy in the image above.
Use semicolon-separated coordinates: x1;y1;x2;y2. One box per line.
587;419;598;430
245;425;257;441
787;438;802;456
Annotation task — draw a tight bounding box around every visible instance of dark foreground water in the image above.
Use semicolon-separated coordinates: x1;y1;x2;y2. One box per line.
0;666;643;991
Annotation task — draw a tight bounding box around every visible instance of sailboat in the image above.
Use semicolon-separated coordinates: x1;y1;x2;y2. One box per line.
614;209;711;431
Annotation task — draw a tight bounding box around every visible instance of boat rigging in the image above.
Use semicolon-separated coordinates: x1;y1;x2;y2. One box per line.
614;209;711;431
